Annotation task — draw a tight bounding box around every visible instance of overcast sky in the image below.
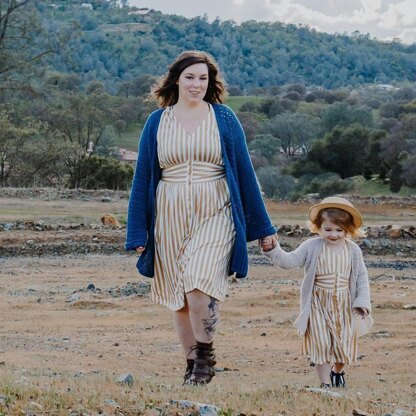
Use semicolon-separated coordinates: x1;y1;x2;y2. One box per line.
128;0;416;44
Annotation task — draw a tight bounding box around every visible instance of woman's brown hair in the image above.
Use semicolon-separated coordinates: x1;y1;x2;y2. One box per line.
308;208;364;239
152;50;227;107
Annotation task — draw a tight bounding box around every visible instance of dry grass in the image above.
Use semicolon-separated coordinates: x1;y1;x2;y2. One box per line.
1;197;415;227
1;254;415;415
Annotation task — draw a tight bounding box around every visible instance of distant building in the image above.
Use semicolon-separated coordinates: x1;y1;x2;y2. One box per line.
119;148;138;167
128;8;151;15
376;84;395;91
81;3;93;10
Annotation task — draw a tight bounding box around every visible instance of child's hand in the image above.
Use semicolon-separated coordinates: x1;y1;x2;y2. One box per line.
354;307;369;318
135;246;145;254
259;234;277;252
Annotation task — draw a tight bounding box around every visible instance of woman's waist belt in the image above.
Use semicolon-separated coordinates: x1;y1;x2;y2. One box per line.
161;161;225;183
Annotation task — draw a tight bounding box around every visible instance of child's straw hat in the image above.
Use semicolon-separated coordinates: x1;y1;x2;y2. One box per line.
308;196;363;228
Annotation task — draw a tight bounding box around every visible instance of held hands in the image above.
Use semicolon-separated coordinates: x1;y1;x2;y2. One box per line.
354;307;369;318
259;234;278;252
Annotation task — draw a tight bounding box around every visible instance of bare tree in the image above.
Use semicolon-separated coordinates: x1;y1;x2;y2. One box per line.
0;0;70;94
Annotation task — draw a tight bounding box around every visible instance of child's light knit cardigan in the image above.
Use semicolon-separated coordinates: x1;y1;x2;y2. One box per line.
264;236;371;335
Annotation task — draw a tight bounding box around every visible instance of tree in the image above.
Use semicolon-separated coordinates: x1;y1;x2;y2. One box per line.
263;113;319;156
307;125;372;178
248;134;280;162
0;0;69;95
0;111;37;185
256;166;296;200
363;130;389;179
322;102;373;131
10;126;74;187
44;89;118;188
78;156;133;190
401;154;416;188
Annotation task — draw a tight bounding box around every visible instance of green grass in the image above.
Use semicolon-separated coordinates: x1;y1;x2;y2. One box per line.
224;96;265;112
349;176;415;196
115;123;142;151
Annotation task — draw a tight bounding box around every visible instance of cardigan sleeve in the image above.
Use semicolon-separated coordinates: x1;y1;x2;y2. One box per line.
263;240;309;269
352;247;371;312
125;117;153;251
228;109;275;241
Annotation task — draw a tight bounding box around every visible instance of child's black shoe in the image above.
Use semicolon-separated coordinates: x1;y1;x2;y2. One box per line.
330;370;346;387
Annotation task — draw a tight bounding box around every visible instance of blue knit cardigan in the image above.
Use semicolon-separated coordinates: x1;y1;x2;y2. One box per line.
126;103;275;278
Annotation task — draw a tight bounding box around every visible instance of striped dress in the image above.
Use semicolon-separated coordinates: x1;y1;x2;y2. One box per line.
152;104;236;311
302;243;357;365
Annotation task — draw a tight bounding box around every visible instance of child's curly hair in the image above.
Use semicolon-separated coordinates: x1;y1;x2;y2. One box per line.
308;208;364;239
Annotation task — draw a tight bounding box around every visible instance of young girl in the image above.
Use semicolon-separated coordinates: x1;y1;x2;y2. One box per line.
262;196;371;388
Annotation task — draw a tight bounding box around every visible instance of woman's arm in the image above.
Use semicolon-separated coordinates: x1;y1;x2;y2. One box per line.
125;118;153;251
229;110;275;241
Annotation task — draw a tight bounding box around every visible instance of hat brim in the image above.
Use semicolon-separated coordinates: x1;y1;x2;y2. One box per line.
309;202;363;228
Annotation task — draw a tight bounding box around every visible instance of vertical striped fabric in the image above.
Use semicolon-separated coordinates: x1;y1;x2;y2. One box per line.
302;243;357;365
152;104;236;311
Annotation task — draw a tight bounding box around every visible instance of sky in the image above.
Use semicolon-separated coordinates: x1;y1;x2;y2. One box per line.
128;0;416;44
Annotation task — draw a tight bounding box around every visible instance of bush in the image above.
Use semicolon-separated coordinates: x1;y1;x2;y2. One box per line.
256;166;296;200
79;156;133;190
296;172;353;198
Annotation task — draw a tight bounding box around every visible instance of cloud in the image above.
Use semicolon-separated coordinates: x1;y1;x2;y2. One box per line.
231;0;416;42
130;0;416;43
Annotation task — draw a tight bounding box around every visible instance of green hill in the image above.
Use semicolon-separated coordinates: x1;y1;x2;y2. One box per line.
36;1;416;93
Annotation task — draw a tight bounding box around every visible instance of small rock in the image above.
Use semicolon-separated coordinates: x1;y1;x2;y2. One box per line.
117;373;134;386
87;283;96;291
391;410;414;416
373;330;391;337
302;387;344;398
385;225;402;238
353;409;370;416
0;395;8;405
66;294;80;303
102;398;119;414
101;213;120;228
169;400;219;415
29;401;43;410
101;197;113;203
403;304;416;310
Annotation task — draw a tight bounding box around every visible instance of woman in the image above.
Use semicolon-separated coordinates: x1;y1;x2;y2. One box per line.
126;50;275;385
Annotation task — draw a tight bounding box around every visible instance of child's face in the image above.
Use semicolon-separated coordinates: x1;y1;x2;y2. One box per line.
320;217;346;247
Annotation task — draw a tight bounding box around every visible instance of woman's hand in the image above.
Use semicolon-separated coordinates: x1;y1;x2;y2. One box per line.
259;234;277;252
354;307;369;318
135;247;145;254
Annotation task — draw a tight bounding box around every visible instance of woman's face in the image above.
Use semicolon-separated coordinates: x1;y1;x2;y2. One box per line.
176;63;209;105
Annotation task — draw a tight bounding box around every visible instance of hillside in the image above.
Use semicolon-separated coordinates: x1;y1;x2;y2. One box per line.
36;1;416;92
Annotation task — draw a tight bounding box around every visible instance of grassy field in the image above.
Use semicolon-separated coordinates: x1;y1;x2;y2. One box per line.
1;196;415;227
117;123;142;152
350;176;415;196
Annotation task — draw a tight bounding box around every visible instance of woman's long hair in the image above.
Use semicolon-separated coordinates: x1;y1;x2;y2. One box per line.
152;50;227;107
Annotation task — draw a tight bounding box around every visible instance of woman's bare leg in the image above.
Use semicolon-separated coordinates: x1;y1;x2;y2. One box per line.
185;289;219;343
172;301;197;359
